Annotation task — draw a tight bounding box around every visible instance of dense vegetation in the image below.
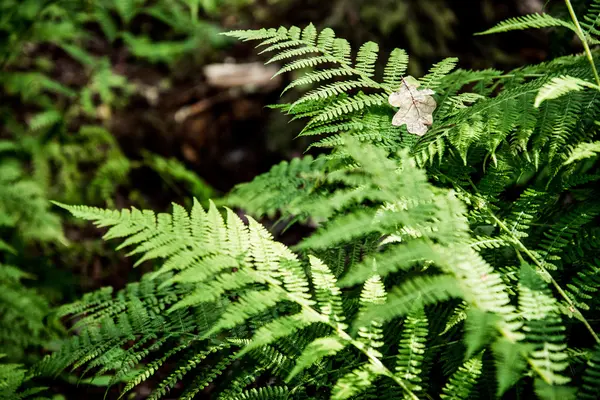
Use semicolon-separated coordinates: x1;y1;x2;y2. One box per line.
2;0;600;399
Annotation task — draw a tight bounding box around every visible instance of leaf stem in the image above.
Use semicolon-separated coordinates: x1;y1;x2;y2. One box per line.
564;0;600;86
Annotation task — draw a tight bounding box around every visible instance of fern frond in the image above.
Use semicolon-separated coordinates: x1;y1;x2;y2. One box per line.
579;344;600;399
440;354;483;400
356;274;463;327
441;302;469;335
240;310;321;356
286;336;347;381
419;58;459;90
224;155;328;219
28;109;62;131
537;202;600;271
0;361;49;399
331;364;380;400
581;0;600;38
383;48;409;88
534;75;600;107
564;141;600;165
309;255;346;326
354;42;379;77
282;68;354;94
395;306;428;395
231;386;290;400
0;161;62;243
355;276;386;353
147;345;229;400
518;264;571;386
292;80;372;107
476;14;575;35
565;259;600;311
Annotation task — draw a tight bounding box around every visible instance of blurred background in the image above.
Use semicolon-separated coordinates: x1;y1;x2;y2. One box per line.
0;0;586;398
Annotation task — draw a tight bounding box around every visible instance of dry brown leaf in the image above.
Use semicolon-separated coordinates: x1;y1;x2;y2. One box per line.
388;77;437;136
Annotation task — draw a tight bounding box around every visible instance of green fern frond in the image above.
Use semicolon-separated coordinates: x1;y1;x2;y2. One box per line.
0;264;53;361
147;345;230;400
491;338;530;396
356;276;386;353
419;57;459;90
441;302;469;335
0;161;63;243
354;42;379;77
224;155;327;219
564;141;600;165
356;274;463;327
0;361;49;400
205;288;287;338
240;310;321;356
331;364;380;400
534;75;600;107
579;344;600;399
286;336;347;382
282;68;354;94
28;109;62;131
292;80;373;107
383;48;409;88
339;241;441;288
476;13;575;35
309;256;346;326
178;353;238;400
565;259;600;311
537;202;600;271
231;386;290;400
581;0;600;38
518;264;571;387
394;306;428;395
440;354;483;400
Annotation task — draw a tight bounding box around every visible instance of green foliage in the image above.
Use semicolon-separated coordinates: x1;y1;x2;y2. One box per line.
0;0;225;394
0;158;63;245
0;359;50;400
476;13;576;36
19;2;600;399
0;265;55;362
534;75;600;107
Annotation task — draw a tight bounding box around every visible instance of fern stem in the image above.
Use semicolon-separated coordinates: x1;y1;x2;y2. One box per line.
564;0;600;86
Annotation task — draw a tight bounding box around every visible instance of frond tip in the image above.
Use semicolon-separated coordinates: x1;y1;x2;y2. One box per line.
534;76;600;107
476;13;575;35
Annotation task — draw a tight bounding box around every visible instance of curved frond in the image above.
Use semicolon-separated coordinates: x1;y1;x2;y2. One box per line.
476;14;575;35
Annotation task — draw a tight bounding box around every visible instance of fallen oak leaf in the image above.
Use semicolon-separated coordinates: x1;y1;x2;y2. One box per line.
388;76;437;136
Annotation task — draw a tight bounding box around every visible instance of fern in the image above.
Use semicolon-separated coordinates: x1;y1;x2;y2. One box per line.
518;264;571;388
534;75;600;107
579;344;600;399
439;354;483;400
476;13;576;35
0;159;63;243
224;24;458;148
394;306;428;396
0;360;49;400
32;9;600;400
0;264;55;362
